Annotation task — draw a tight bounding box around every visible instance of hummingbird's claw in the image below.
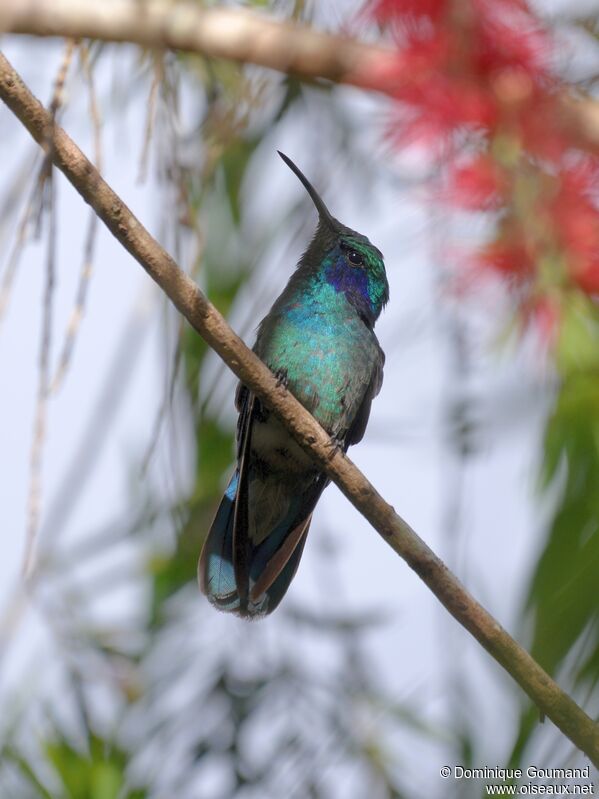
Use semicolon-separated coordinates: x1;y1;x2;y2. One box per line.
275;368;289;389
326;435;344;460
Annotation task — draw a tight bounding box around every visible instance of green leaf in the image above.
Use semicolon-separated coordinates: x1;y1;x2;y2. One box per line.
554;294;599;375
526;371;599;678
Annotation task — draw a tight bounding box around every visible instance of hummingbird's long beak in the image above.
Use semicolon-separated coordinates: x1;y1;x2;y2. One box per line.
278;151;336;229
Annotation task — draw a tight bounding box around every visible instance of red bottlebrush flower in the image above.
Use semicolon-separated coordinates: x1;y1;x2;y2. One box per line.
521;295;561;343
361;0;599;330
366;32;448;90
557;202;599;260
545;160;599;292
362;0;552;148
478;238;535;279
510;88;571;163
472;0;550;77
367;0;447;24
573;261;599;295
387;79;497;145
449;154;505;209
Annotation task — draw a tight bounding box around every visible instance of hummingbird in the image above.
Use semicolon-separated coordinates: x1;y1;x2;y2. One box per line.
198;152;389;617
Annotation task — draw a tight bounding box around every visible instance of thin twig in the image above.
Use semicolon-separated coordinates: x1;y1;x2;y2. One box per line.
34;38;77;232
0;167;40;328
50;42;102;393
1;51;598;764
0;151;37;238
140;315;183;476
141;63;184;475
23;174;56;579
137;55;162;184
23;40;76;578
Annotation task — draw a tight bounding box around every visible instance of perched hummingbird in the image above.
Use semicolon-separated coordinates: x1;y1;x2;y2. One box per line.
198;152;389;617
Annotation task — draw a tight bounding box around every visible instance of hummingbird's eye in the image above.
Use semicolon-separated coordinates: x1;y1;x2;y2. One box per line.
347;249;363;266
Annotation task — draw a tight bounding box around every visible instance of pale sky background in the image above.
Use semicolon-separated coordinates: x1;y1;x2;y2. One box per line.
0;16;594;798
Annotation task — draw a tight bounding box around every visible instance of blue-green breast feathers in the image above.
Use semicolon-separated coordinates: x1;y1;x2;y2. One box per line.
256;268;385;439
198;153;388;617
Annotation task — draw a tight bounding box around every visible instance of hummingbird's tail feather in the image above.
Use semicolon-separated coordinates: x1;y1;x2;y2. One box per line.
198;470;240;613
249;514;312;603
198;470;327;617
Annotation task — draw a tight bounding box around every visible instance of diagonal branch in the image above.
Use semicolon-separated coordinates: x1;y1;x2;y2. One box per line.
1;0;599;149
0;0;387;85
1;50;598;765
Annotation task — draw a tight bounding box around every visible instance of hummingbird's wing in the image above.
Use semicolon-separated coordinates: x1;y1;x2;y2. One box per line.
345;341;385;447
196;384;254;613
231;389;255;606
199;383;327;617
235;385;329;615
197;469;241;612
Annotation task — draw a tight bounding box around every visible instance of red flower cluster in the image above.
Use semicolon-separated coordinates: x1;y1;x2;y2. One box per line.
364;0;549;140
361;0;599;336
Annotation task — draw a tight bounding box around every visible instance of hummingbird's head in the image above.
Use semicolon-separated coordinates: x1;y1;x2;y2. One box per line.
278;151;389;327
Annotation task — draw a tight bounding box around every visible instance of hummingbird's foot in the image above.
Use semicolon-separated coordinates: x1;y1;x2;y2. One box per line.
326;435;344;460
274;368;289;389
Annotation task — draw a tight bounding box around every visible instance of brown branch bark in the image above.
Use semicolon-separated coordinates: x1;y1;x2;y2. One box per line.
1;0;599;150
0;0;388;86
1;49;598;765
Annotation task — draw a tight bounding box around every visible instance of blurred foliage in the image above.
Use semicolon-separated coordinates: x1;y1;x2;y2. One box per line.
507;300;599;769
5;732;149;799
524;297;599;678
530;371;599;679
